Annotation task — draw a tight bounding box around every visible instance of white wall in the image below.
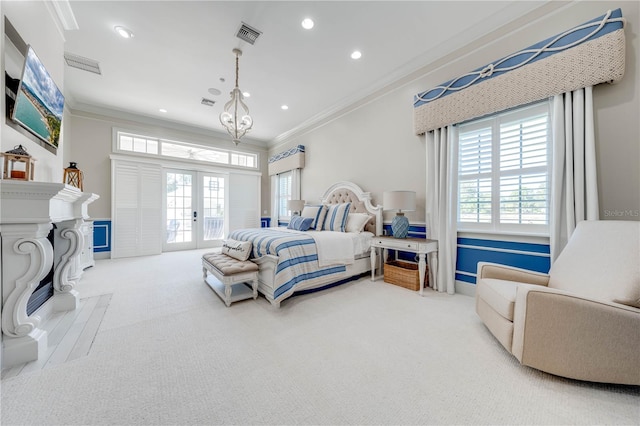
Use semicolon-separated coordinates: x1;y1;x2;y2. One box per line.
269;1;640;224
2;1;66;182
68;110;269;219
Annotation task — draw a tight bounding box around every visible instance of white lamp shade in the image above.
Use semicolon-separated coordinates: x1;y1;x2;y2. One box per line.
383;191;416;212
287;199;305;212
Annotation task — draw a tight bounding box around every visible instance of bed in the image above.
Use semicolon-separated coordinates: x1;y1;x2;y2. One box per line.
229;181;382;307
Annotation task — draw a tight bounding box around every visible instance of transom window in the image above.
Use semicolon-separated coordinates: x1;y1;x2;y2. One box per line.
116;131;257;169
457;102;550;234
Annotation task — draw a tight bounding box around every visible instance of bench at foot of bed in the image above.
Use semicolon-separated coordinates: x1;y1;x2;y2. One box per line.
202;253;259;307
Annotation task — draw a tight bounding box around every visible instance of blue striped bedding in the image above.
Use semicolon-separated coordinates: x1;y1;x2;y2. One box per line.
229;228;348;300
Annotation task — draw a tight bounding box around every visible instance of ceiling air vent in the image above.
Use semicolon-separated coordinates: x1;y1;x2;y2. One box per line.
201;98;216;107
64;52;101;75
236;22;262;45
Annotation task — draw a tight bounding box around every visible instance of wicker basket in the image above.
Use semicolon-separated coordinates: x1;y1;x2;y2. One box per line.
383;260;428;291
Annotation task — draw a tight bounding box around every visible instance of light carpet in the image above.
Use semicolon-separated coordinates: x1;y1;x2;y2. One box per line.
1;249;638;425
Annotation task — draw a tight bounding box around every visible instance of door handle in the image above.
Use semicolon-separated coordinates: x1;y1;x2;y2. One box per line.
193;211;197;222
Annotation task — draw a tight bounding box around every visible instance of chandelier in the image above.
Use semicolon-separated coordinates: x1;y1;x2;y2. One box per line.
219;48;253;145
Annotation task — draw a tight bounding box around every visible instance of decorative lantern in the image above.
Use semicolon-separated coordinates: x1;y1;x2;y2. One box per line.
2;145;36;181
63;162;84;190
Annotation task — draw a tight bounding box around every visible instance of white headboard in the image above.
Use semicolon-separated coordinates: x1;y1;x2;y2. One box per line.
320;181;383;236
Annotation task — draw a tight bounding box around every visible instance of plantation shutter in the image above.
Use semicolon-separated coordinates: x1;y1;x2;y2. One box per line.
111;159;162;258
457;102;550;232
499;110;549;225
458;124;492;224
228;173;261;231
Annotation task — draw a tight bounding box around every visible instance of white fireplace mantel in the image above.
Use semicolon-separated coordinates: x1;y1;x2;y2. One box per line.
1;181;99;368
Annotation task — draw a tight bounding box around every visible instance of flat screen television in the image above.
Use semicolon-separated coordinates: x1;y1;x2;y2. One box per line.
11;45;64;149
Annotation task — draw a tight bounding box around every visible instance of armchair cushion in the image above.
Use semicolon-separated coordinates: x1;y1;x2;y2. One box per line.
476;278;518;321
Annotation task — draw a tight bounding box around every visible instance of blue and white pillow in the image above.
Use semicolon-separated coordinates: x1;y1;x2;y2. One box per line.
287;215;314;231
301;205;328;230
322;203;351;232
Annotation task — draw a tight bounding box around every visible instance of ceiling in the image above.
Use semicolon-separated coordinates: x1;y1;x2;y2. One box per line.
62;1;552;147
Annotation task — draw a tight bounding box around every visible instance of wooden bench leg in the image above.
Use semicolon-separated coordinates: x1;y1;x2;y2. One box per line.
251;277;258;299
224;284;232;307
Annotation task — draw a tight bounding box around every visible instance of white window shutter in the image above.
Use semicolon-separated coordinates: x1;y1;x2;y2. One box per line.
111;160;162;258
228;173;260;232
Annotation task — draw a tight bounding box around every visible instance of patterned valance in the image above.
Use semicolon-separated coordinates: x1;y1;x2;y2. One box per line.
414;9;625;135
268;145;305;175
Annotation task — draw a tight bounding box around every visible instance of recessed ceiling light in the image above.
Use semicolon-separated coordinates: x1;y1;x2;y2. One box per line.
114;25;134;39
208;88;221;96
159;109;167;113
243;92;251;98
281;105;289;110
301;18;314;30
351;50;362;60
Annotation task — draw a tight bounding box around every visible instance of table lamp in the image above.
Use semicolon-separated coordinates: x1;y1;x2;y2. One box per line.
287;199;305;216
383;191;416;238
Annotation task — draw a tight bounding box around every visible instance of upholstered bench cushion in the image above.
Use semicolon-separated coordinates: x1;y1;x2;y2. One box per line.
203;253;258;275
476;278;518;321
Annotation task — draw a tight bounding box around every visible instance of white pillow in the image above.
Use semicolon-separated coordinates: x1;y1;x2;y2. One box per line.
301;205;328;230
322;203;351;232
345;213;371;233
221;239;252;261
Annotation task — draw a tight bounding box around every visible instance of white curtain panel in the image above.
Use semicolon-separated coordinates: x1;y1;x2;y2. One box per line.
292;168;301;202
426;126;457;294
270;175;278;227
550;86;599;261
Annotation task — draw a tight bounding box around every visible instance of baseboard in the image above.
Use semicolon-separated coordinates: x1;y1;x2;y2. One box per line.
455;280;476;297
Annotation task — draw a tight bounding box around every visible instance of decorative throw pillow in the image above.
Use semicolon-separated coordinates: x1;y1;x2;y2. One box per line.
322;203;351;232
345;213;372;233
301;204;328;230
221;239;252;261
287;215;314;231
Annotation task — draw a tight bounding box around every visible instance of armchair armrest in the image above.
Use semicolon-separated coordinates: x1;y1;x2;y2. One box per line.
512;284;640;385
476;262;549;286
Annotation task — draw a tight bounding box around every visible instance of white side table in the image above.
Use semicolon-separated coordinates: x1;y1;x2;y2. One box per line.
370;236;438;296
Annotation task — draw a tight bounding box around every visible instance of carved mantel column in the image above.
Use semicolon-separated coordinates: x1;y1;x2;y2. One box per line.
53;218;84;311
1;181;99;368
0;222;53;365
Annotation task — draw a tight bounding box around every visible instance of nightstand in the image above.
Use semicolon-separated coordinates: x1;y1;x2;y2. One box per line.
370;236;438;296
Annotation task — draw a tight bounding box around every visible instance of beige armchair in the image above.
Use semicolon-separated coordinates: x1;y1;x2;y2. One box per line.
475;220;640;385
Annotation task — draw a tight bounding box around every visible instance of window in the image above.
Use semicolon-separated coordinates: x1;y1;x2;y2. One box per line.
277;171;293;218
116;131;258;169
457;102;550;234
118;134;159;154
231;152;256;168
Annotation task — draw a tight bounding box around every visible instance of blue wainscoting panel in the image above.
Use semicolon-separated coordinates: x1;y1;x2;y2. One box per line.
93;220;111;253
382;223;426;239
456;237;550;285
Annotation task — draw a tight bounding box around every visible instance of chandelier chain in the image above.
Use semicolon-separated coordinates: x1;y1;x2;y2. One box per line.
235;53;239;88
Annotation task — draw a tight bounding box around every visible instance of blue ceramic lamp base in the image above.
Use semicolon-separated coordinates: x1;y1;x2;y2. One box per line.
391;213;409;238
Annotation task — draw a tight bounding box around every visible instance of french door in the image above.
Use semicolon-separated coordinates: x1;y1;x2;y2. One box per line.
163;169;227;251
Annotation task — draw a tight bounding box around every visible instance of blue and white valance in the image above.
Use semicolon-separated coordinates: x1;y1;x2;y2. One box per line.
268;145;305;175
414;9;625;134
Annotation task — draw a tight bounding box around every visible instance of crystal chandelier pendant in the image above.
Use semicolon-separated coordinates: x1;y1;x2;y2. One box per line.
219;48;253;145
